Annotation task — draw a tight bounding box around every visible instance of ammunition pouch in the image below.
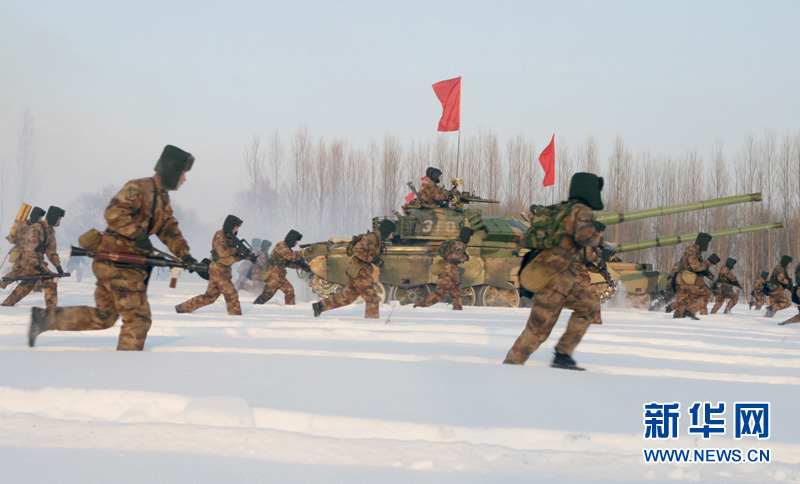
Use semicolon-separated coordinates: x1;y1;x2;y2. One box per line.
346;261;363;279
78;229;103;251
216;255;236;267
519;250;574;293
681;271;697;285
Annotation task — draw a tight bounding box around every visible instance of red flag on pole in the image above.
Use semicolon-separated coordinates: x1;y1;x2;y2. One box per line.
432;77;461;132
539;134;555;187
404;192;415;205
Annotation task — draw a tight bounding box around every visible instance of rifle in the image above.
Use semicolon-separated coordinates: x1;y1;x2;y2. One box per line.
1;272;71;284
232;236;257;262
70;246;209;285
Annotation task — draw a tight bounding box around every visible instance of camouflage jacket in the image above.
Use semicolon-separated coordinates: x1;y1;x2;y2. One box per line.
21;221;60;271
769;264;790;290
753;277;765;292
268;241;304;269
211;230;242;267
7;219;31;246
99;175;190;259
419;178;450;207
679;246;708;274
444;239;468;264
349;231;384;273
716;266;739;287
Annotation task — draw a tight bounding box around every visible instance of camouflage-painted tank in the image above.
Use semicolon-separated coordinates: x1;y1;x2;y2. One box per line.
593;222;783;308
301;188;765;308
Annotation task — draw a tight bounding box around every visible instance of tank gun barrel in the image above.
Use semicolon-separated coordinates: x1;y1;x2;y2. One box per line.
595;193;762;226
616;222;782;253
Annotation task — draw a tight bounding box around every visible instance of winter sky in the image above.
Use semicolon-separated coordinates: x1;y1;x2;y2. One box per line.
1;0;799;220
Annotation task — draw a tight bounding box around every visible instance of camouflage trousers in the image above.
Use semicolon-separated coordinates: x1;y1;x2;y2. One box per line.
751;293;766;310
319;266;380;319
42;261;152;351
768;289;791;312
674;282;711;317
254;266;295;305
2;262;58;308
416;264;462;310
504;269;600;364
176;262;241;315
711;291;738;314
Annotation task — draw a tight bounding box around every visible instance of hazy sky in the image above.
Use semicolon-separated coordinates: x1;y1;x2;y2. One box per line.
2;0;799;222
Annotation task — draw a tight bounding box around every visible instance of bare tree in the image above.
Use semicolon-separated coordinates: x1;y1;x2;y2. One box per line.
16;108;39;206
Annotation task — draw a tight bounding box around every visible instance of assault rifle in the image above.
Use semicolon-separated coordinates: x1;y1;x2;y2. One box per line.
70;246;209;285
232;236;257;262
1;272;71;284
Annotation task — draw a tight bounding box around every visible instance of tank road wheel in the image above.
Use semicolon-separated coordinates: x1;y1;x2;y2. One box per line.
478;283;521;308
394;285;431;306
624;292;651;309
594;282;618;304
461;286;477;306
310;275;342;298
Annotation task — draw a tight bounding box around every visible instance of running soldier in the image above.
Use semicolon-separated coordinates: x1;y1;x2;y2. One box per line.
176;215;248;315
779;265;800;325
28;145;197;351
414;227;473;310
764;255;792;318
418;167;452;208
504;172;605;370
673;233;713;320
313;220;396;319
1;206;45;289
253;230;304;305
236;239;271;292
700;253;721;314
711;257;740;314
2;206;65;308
750;271;768;310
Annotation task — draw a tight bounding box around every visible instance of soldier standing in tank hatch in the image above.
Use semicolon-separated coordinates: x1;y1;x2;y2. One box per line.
28;145;197;351
176;215;248;315
413;227;473;310
764;255;792;318
711;257;740;314
750;271;768;310
1;206;45;289
504;173;605;370
253;230;305;305
418;167;452;208
2;206;65;308
313;220;396;319
672;233;713;320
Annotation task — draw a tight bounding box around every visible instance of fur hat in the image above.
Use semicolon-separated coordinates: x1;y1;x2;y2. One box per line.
568;172;604;210
223;215;243;234
29;206;45;223
378;219;396;239
285;230;302;246
725;257;736;269
45;206;65;226
707;253;721;265
154;145;194;190
695;233;712;252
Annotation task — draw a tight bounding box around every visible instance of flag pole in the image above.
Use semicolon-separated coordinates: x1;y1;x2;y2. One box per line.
456;130;461;178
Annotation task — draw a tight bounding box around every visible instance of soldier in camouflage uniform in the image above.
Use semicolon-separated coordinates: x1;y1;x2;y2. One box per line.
779;266;800;325
176;215;248;315
414;227;473;310
504;173;605;370
313;220;396;319
700;253;721;315
418;167;452;208
28;145;197;351
1;206;45;289
253;230;305;305
711;257;740;314
749;271;768;310
764;255;792;318
672;233;712;320
236;239;271;292
2;206;65;307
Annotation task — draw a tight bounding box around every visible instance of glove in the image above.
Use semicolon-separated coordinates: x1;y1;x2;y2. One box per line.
134;233;154;252
593;221;606;232
56;265;64;275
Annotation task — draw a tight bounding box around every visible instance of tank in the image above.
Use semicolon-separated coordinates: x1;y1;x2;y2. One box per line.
300;187;764;308
593;222;783;308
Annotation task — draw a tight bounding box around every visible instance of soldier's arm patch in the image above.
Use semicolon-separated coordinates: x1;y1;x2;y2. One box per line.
126;187;141;201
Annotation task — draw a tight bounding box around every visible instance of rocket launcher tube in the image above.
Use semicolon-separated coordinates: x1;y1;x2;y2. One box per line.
6;203;32;241
595;193;762;226
615;222;783;253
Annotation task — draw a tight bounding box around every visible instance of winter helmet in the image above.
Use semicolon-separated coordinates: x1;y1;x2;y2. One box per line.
154;145;194;190
285;230;302;246
222;215;242;234
568;172;604;210
707;253;721;265
761;271;769;280
29;206;45;223
695;233;712;252
425;167;442;184
45;206;65;226
458;226;474;244
725;257;736;269
378;219;396;239
261;239;272;252
780;255;793;268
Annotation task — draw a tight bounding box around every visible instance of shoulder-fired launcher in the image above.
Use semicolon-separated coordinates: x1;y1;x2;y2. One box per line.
595;193;762;226
614;222;782;253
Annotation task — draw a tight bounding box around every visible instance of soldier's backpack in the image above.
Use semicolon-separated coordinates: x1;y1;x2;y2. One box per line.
519;201;576;251
346;233;367;257
438;239;457;258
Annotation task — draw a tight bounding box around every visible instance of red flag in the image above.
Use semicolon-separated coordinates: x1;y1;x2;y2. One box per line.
539;134;555;187
404;192;415;204
432;77;461;131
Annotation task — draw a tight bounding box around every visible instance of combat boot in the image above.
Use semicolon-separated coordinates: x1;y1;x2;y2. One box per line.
312;301;323;317
764;306;775;318
748;300;753;309
253;293;269;305
29;307;48;347
551;349;586;371
684;311;700;320
175;304;185;313
723;308;731;315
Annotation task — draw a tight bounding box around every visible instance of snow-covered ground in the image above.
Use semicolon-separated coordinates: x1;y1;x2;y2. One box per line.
1;275;798;483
